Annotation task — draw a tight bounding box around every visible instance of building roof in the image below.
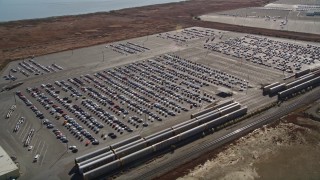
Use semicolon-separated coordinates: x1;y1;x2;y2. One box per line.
0;146;19;176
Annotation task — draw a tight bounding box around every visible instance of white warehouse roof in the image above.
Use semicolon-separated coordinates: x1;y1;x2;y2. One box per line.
0;146;19;180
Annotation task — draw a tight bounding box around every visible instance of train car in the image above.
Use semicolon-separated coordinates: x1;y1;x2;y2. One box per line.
110;135;141;150
172;120;199;135
206;107;247;130
114;141;147;159
278;76;320;100
75;146;111;164
144;128;173;140
77;151;115;168
83;159;121;180
218;103;241;116
178;124;207;142
225;107;247;120
213;98;234;109
295;69;310;78
190;106;214;118
112;138;145;153
171;118;197;130
196;103;240;124
152;135;180;152
263;82;280;94
216;102;239;112
196;111;220;125
79;153;116;175
145;130;174;146
285;74;315;89
120;146;154;166
269;83;286;95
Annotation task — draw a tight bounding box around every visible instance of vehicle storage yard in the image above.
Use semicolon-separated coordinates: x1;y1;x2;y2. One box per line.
199;0;320;35
0;26;320;179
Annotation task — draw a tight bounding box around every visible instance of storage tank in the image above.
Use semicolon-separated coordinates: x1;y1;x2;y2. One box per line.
83;159;121;180
75;146;111;164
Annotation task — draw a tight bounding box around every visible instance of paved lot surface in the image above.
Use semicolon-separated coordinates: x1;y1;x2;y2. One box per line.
200;0;320;35
0;26;319;179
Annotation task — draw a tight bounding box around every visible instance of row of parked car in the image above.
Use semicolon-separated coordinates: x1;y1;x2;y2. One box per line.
43;84;101;145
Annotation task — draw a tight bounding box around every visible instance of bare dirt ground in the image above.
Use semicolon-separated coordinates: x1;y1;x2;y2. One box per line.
3;0;320;71
158;106;320;180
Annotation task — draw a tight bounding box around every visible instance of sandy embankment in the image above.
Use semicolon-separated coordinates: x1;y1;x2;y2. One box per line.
179;115;320;180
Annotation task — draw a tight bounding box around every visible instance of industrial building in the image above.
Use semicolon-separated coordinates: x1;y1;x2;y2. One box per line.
0;146;19;180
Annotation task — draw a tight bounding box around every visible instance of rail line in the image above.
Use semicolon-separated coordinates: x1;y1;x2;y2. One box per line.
133;87;320;180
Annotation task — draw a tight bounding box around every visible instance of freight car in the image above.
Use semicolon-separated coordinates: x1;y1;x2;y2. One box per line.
78;104;247;179
278;76;320;100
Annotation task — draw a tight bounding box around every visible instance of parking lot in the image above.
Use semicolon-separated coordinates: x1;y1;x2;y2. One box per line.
0;26;320;179
199;0;320;35
204;34;320;73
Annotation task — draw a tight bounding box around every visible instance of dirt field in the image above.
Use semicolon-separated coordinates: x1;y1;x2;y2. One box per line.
158;105;320;180
0;0;302;71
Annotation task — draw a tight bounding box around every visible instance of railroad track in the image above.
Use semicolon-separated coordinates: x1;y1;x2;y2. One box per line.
133;87;320;180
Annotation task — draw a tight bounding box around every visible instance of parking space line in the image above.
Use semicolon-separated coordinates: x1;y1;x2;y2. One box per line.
31;136;39;148
38;142;46;165
21;125;32;142
19;123;30;139
40;144;48;167
18;121;29;138
34;141;42;156
10;119;18;131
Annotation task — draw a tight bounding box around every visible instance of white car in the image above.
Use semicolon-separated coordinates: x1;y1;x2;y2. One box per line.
69;145;77;150
33;154;40;162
